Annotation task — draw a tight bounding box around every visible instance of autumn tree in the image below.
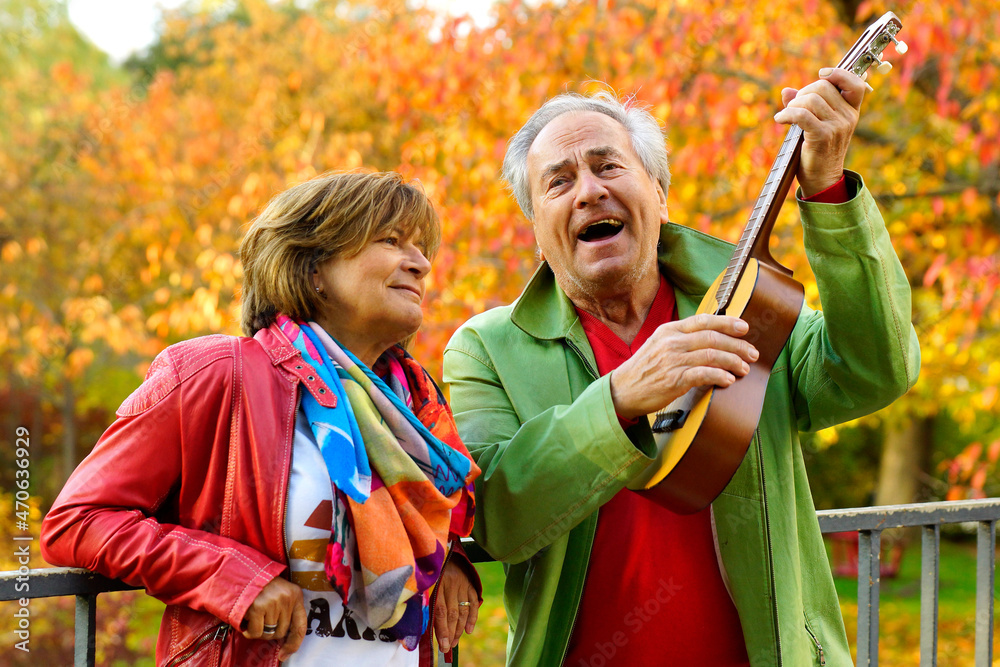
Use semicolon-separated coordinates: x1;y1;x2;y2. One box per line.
0;0;133;492
2;0;998;509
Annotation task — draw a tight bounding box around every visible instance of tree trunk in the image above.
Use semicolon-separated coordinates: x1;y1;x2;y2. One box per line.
875;415;934;555
875;416;933;507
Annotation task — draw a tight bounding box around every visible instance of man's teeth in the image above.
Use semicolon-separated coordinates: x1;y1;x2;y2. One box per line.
586;219;623;230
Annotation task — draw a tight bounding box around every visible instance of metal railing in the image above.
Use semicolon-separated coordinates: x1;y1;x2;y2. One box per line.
2;498;997;667
0;567;138;666
816;498;999;667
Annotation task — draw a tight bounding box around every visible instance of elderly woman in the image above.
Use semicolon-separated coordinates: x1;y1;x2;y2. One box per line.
41;171;482;666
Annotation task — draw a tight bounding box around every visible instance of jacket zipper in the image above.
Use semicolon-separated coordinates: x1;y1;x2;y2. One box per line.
565;337;599;381
804;622;826;665
164;623;230;667
756;429;782;667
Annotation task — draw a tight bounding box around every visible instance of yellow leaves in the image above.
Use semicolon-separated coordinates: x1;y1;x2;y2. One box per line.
736;105;759;128
990;361;1000;383
82;275;103;292
242;172;261;197
737;84;756;104
739;41;757;58
679;181;698;202
67;348;95;379
978;385;999;411
1;241;22;262
195;224;213;247
945;148;965;168
813;427;840;449
147;286;227;338
24;237;45;255
227;195;245;217
0;0;995;461
146;243;162;279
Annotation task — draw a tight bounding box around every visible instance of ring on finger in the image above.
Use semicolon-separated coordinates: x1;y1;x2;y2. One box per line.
263;623;278;634
457;601;471;607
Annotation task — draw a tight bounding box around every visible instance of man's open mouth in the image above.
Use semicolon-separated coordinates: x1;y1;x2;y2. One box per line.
578;219;624;242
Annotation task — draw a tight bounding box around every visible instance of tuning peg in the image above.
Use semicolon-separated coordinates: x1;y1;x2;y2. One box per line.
891;36;908;54
876;60;893;75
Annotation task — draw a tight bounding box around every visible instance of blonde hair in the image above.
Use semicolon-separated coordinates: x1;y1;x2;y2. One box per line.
239;171;440;336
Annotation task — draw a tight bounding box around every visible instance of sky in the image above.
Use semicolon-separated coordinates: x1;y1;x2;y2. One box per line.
66;0;495;62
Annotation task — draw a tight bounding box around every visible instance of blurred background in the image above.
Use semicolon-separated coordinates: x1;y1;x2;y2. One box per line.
1;0;998;663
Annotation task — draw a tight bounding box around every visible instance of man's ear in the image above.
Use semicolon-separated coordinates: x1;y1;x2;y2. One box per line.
531;221;545;261
655;181;669;224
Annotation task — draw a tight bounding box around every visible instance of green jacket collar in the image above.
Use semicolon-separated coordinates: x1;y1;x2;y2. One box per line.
510;222;735;338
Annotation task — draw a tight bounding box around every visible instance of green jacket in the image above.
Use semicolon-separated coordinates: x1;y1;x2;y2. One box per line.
443;174;920;667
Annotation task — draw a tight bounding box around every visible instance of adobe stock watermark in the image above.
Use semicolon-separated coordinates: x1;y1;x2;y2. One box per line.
11;426;33;653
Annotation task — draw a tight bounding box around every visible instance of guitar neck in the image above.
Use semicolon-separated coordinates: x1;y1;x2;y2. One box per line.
714;124;803;313
710;11;903;316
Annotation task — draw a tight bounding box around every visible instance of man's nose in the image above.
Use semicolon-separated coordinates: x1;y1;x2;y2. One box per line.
574;170;609;208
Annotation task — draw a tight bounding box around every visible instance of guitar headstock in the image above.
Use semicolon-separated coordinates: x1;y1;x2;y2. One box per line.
839;11;906;78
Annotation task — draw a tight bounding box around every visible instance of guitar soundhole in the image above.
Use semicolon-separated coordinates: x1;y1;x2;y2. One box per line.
652;409;688;433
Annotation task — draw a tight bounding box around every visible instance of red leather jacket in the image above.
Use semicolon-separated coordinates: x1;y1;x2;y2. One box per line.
41;322;476;666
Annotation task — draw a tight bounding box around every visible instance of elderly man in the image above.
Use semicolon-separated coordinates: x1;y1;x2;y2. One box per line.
443;70;919;666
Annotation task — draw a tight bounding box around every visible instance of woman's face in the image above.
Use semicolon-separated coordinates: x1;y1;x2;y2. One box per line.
312;226;432;367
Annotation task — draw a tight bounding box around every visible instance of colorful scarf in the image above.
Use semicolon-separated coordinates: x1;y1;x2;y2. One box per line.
276;315;479;650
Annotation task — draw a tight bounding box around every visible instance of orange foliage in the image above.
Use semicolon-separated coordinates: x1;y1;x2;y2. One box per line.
1;0;998;454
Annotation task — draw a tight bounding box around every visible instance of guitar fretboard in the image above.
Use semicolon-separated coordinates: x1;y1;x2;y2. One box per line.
714;124;804;313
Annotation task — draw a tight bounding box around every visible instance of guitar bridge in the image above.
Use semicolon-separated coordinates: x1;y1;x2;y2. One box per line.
652;409;688;433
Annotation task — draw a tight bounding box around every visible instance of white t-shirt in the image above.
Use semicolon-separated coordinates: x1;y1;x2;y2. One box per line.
283;408;419;666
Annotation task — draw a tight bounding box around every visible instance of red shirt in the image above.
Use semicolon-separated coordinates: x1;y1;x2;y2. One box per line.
563;275;750;667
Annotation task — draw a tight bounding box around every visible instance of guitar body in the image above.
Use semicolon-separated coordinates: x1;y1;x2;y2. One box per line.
627;258;804;514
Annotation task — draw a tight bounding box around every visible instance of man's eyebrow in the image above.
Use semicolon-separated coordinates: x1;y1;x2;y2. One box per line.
540;159;571;183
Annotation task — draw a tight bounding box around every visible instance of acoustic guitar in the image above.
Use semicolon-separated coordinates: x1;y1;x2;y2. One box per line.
627;11;907;514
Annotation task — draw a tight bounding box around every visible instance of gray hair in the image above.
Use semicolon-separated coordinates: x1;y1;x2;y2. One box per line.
501;91;671;220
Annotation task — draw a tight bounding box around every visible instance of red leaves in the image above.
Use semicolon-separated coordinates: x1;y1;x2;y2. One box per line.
943;440;1000;500
923;253;947;288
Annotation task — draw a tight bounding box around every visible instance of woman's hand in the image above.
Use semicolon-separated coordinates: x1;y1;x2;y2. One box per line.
433;559;481;654
242;577;307;661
